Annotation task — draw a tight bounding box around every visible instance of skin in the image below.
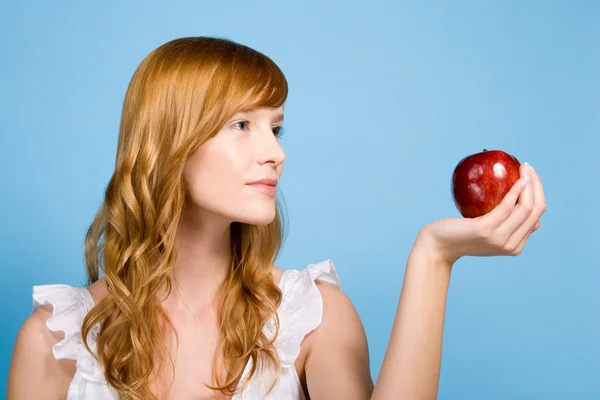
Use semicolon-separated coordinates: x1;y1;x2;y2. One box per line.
7;105;546;400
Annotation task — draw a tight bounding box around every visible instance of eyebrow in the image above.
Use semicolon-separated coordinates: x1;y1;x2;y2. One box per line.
236;110;284;123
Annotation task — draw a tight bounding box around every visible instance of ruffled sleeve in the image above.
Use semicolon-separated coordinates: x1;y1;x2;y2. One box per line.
274;259;341;368
32;284;117;399
232;260;342;399
32;284;95;360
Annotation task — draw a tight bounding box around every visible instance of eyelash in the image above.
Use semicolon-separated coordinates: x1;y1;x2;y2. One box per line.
233;120;285;139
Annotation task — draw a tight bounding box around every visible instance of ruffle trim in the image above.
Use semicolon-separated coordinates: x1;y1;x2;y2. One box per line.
234;259;341;399
32;284;109;386
275;259;341;368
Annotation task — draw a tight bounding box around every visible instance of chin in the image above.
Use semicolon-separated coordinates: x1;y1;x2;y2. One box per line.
235;213;276;226
233;204;277;226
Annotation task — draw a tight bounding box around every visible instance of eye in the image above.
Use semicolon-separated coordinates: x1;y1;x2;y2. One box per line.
273;126;285;139
232;120;250;131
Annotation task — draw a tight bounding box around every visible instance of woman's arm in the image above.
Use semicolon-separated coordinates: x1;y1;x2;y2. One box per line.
303;234;450;400
369;232;453;399
306;163;546;399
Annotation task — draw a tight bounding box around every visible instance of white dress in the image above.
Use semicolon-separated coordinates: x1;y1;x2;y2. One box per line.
32;260;340;400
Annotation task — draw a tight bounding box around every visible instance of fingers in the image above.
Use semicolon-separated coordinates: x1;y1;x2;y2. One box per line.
510;229;533;256
530;164;546;212
496;163;534;237
459;161;545;258
503;164;547;253
482;163;531;228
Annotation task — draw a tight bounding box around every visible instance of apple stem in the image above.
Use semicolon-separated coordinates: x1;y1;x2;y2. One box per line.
483;148;488;152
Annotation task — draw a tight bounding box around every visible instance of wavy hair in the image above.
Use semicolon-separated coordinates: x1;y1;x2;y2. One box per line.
80;36;288;399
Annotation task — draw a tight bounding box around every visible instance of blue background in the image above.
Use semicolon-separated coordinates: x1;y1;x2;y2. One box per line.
2;1;599;398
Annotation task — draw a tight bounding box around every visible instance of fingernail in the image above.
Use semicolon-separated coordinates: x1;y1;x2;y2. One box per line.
523;162;531;178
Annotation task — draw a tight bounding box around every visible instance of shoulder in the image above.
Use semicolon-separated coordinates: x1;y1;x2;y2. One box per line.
302;261;365;351
12;304;65;360
298;261;374;398
314;278;360;330
309;277;369;369
87;277;108;304
7;293;79;399
273;260;358;362
270;264;285;287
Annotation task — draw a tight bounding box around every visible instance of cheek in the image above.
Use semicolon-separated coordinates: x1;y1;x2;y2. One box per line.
184;142;245;201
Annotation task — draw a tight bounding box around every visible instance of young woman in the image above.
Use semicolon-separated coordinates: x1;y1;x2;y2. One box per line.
7;36;546;400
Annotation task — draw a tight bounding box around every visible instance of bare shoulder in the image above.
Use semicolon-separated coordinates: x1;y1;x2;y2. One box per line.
313;279;366;340
13;304;64;353
302;279;374;399
87;277;109;304
7;304;76;400
270;264;285;287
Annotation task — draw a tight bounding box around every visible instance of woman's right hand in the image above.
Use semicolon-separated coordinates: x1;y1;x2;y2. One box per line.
420;162;547;266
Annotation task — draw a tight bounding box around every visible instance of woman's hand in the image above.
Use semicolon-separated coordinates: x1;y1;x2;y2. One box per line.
422;162;547;266
366;162;546;400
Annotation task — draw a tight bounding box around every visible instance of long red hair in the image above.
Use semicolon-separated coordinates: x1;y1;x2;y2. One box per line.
81;36;288;399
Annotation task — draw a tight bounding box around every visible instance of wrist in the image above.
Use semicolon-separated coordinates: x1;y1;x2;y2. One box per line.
411;226;456;271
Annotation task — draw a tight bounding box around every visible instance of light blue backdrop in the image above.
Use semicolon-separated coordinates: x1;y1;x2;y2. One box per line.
2;1;598;398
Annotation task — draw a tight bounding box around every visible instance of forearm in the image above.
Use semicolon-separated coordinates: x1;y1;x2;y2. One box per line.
371;229;452;400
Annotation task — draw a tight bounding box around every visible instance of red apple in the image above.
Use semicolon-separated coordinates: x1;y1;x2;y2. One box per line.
451;149;521;218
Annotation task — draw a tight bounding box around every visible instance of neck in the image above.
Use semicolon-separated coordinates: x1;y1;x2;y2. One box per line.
163;204;233;311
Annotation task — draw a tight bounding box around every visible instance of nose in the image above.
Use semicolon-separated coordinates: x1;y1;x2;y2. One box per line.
257;130;286;167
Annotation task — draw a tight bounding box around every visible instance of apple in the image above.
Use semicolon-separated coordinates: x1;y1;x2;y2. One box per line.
451;149;521;218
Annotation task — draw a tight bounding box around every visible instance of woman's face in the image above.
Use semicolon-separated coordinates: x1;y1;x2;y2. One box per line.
183;106;286;226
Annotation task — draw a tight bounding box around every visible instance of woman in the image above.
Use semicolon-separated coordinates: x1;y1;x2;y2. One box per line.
7;36;546;400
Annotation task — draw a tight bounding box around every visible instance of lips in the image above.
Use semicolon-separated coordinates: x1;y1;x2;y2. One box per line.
247;178;278;197
248;178;278;186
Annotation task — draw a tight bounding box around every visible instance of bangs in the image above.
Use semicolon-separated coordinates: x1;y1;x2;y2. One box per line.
225;45;288;113
170;37;290;142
